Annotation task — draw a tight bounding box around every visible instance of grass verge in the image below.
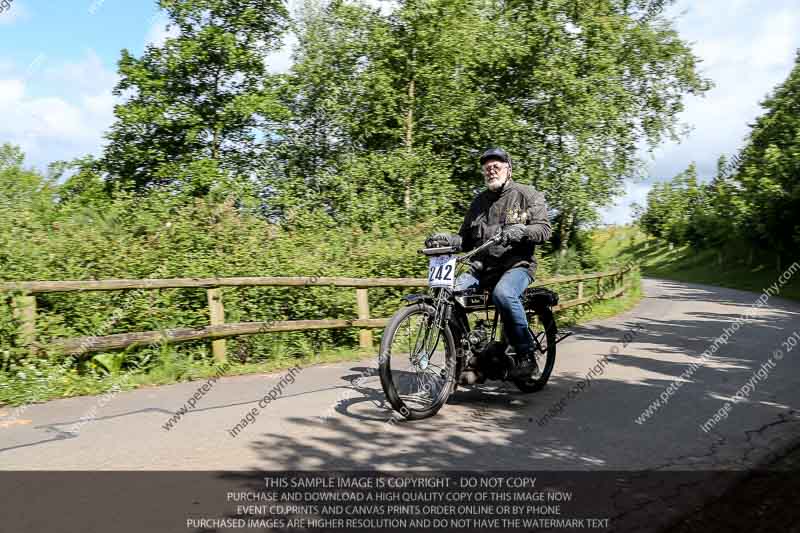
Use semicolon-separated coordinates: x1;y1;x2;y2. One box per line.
592;224;800;302
0;343;378;407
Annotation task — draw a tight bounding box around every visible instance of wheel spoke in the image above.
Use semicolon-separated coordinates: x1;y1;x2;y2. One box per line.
423;361;445;372
381;303;455;417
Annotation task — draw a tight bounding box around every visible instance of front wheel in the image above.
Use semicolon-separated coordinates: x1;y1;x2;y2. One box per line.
379;303;457;420
514;307;557;393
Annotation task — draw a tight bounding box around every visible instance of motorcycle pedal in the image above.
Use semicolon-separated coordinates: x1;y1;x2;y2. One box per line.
555;330;574;344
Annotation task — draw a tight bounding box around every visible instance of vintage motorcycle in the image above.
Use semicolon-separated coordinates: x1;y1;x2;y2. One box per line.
379;230;569;420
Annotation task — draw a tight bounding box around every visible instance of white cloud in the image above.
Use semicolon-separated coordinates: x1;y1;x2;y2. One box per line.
604;0;800;224
144;12;179;47
746;9;799;69
0;51;119;171
20;97;85;138
599;181;652;225
265;32;298;74
0;78;24;104
43;50;117;93
82;90;115;117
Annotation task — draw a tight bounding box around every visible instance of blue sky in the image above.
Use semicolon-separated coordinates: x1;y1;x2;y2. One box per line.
1;1;159;70
0;0;169;173
1;0;799;224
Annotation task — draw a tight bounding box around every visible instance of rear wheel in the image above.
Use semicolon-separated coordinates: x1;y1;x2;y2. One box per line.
379;303;457;420
513;307;557;393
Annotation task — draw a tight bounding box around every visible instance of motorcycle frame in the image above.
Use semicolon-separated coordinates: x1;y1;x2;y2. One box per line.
400;286;546;366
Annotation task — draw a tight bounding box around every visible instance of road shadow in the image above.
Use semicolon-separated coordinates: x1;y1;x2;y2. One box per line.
242;277;800;470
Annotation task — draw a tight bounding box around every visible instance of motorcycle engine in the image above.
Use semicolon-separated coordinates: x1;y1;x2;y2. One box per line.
464;321;514;381
467;320;491;354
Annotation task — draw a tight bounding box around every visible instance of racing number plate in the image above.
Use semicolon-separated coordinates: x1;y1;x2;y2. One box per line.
428;255;456;288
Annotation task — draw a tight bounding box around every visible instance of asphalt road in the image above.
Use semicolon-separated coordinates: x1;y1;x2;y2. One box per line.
3;277;800;472
0;279;800;532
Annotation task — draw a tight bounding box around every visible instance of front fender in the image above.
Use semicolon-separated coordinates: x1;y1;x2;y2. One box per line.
401;293;434;305
402;293;469;332
402;293;468;367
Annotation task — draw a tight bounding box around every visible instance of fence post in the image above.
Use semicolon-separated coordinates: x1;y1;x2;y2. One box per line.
577;281;584;300
356;288;372;349
12;294;37;351
207;288;227;362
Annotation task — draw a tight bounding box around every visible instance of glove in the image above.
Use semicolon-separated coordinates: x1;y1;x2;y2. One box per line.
468;260;484;276
501;224;528;245
425;232;462;250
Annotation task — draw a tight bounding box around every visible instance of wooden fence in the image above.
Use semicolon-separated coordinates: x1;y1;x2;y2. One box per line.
1;265;636;361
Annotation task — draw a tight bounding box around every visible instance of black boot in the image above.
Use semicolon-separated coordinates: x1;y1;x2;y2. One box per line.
507;349;539;379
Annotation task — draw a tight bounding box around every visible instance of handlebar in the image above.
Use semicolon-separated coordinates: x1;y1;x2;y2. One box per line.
418;230;504;261
419;245;459;256
456;231;503;263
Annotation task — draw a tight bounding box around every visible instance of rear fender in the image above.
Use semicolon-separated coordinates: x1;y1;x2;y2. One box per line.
525;287;559;310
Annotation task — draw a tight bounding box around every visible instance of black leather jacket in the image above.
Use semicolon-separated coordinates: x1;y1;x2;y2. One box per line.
458;178;551;284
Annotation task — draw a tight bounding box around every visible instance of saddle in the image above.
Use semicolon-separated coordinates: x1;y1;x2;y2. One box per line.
455;285;559;311
523;287;559;309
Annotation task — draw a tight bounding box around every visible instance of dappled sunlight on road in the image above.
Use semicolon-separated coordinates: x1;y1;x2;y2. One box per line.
2;278;799;475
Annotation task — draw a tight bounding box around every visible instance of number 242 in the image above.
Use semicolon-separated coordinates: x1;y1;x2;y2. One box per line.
429;263;453;281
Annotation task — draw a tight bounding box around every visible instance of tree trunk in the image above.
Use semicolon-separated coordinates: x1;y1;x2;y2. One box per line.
211;124;221;160
211;64;223;161
558;210;574;256
403;78;415;211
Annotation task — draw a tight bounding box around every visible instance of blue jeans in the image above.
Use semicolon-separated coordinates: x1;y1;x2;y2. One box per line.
454;267;534;355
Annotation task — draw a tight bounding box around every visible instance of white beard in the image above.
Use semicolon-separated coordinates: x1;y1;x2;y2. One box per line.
486;175;508;192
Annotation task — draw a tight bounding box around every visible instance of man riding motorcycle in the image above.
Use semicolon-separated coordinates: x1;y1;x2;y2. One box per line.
425;147;552;379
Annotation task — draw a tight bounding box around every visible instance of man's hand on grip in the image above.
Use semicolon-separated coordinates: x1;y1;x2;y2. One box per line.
501;224;527;245
425;232;462;250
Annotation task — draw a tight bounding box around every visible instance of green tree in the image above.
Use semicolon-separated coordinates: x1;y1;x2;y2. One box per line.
280;0;710;244
638;163;700;245
0;144;58;281
733;49;800;266
275;0;492;226
55;156;111;208
476;0;710;251
101;0;290;197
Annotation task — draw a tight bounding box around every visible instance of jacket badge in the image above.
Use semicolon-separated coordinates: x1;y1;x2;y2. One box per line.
506;205;528;224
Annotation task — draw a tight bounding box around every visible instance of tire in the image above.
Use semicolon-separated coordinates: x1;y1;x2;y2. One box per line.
513;307;557;393
379;302;457;420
